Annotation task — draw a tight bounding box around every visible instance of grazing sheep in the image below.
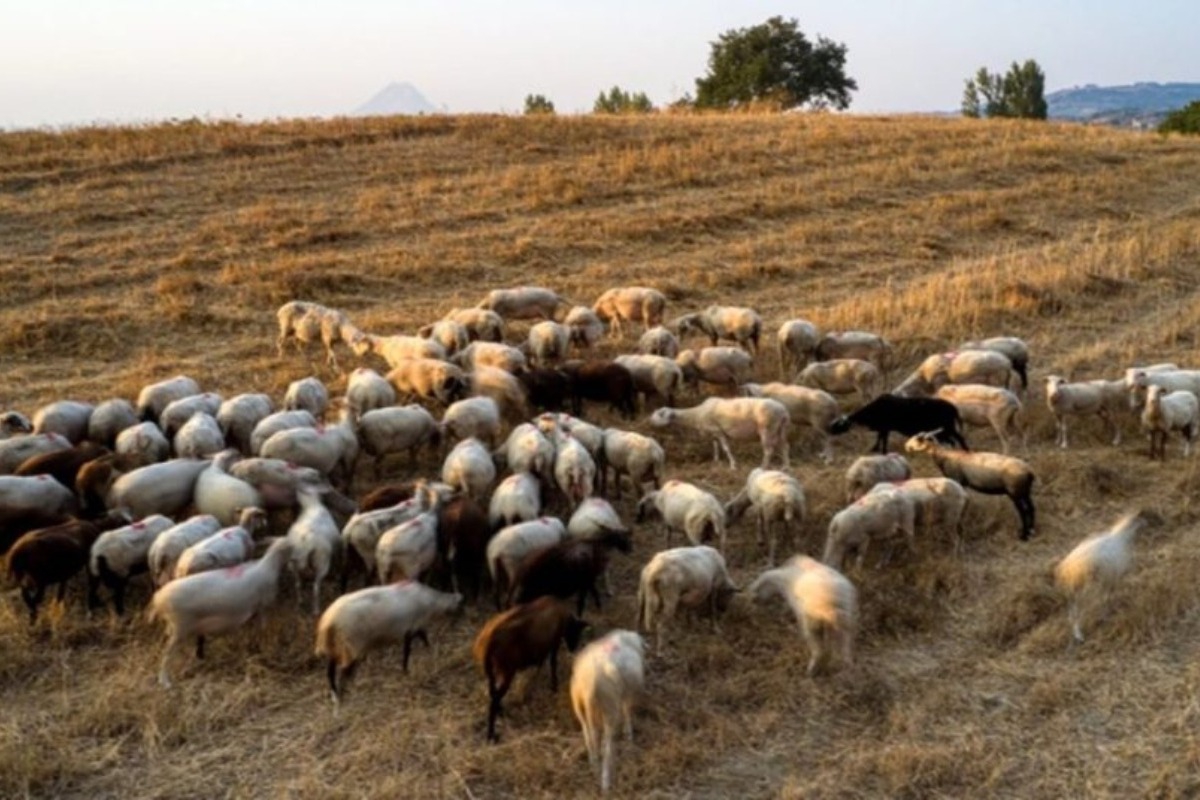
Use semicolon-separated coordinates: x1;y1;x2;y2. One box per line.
559;360;637;419
592;287;667;337
0;432;72;475
455;341;528;374
614;354;684;408
0;474;79;524
637;325;680;359
443;307;505;343
375;490;442;585
960;336;1030;391
830;394;968;454
777;319;820;380
497;423;556;482
564;306;607;350
1141;385;1199;460
911;350;1016;392
216;394;275;455
146;514;223;587
905;432;1036;541
0;510;72;557
260;408;359;487
149;537;292;687
478;286;571;321
276;301;361;370
570;630;646;794
115;422;170;466
137;375;201;424
316;581;462;705
89;514;175;615
345;367;402;419
357;405;441;479
351;333;446;369
675;305;762;354
488;472;542;530
32;400;95;444
1123;365;1191;410
160;394;224;440
725;468;807;565
675;347;754;393
868;477;969;554
637;546;738;654
174;507;268;578
418;319;471;356
552;431;597;511
386;358;469;407
813;331;892;373
486;517;567;608
535;412;605;459
516;367;573;414
14;441;108;492
510;528;632;612
283;377;330;420
1055;511;1148;643
87;399;138;448
436;494;492;601
637;480;727;552
469;365;530;422
597;428;664;500
749;556;858;676
934;384;1026;454
226;457;335;511
741;382;838;464
844;454;912;502
173;412;225;459
102;459;208;521
1045;375;1126;449
1;411;33;438
193;450;264;527
473;596;589;741
341;493;426;584
441;437;496;501
249;409;318;456
822;488;916;571
649;397;790;469
526;321;571;367
441;396;502;449
795;359;881;403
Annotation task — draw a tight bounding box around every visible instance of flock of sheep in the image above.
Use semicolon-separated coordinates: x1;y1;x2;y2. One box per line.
2;283;1193;793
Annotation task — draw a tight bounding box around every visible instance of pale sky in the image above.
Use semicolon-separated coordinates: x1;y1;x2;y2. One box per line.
0;0;1195;128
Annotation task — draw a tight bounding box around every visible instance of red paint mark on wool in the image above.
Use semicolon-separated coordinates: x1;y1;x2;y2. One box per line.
224;565;246;578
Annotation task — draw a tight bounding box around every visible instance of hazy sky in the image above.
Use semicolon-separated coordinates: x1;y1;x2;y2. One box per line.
1;0;1195;128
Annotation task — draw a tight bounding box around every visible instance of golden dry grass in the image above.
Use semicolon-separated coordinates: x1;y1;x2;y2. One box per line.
3;113;1200;798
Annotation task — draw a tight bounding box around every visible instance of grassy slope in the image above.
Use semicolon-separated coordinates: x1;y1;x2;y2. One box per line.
2;114;1200;798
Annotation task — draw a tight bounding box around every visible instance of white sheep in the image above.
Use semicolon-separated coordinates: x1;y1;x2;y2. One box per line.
478;286;570;320
174;507;268;578
87;399;138;448
552;431;597;511
741;382;839;464
356;405;441;478
226;457;331;509
497;422;555;480
814;331;892;372
564;305;607;350
614;354;684;408
375;492;441;584
637;545;737;654
1127;369;1200;412
570;629;646;794
597;428;664;500
935;384;1026;454
150;536;292;687
341;494;426;581
417;319;471;356
455;341;528;374
912;350;1015;392
159;393;224;439
636;479;727;552
316;581;462;705
352;333;447;369
146;514;223;586
441;437;496;500
485;516;566;606
1141;385;1199;460
173;412;226;460
796;359;881;403
136;375;201;424
0;432;71;475
1044;375;1126;449
526;321;571;366
777;319;820;380
1055;511;1148;643
674;346;754;393
592;286;666;337
32;400;95;444
725;468;807;565
89;514;175;613
0;474;79;523
844;454;912;502
959;336;1030;391
675;305;762;354
467;365;529;422
637;325;680;359
193;450;264;527
108;458;210;520
216;394;275;455
442;307;505;343
441;396;502;449
488;471;543;529
276;301;361;370
283;377;330;420
822;488;916;571
260;407;359;486
286;487;342;615
115;422;170;466
534;412;605;459
867;477;969;554
384;355;468;414
249;409;318;456
649;397;790;470
344;368;396;421
0;411;33;438
748;555;858;676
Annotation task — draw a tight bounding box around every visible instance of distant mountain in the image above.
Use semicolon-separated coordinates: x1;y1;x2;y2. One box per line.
1047;82;1200;128
353;82;438;116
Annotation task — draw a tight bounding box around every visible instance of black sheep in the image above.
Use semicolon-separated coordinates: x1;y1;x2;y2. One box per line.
559;361;637;420
830;395;968;454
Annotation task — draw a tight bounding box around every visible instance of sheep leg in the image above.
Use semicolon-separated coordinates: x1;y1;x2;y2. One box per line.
600;725;615;793
327;659;342;705
402;629;428;672
549;647;561;691
485;673;510;743
21;585;44;625
158;631;182;689
873;431;889;454
716;435;737;469
1067;598;1085;644
112;580;126;617
195;635;206;660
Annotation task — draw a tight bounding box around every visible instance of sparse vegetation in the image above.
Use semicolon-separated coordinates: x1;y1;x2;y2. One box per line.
1159;100;1200;135
592;86;653;115
523;94;555;116
2;113;1200;797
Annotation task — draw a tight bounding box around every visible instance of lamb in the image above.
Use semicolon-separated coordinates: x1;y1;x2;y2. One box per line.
32;400;95;444
443;307;505;342
844;454;912;502
417;319;471;356
149;537;292;687
146;514;223;586
89;514;175;615
510;528;633;612
441;396;502;449
905;432;1036;541
356;405;441;478
675;346;753;393
741;382;838;464
675;305;762;354
795;359;881;403
934;384;1026;454
136;375;201;424
315;581;462;705
385;358;469;406
275;301;361;370
867;477;969;554
249;409;317;456
283;377;330;420
115;422;170;466
159;393;224;439
1;411;33;438
1055;511;1148;643
830;394;968;454
86;399;138;448
749;556;858;676
592;286;666;337
570;630;646;794
1141;385;1199;460
1044;375;1127;449
437;437;493;501
375;491;442;584
478;286;571;320
636;480;727;552
284;487;342;614
472;595;589;741
637;325;680;358
552;431;597;511
173;412;226;459
649;397;790;469
468;365;530;422
486;517;567;608
959;336;1031;391
0;474;79;524
345;367;396;420
455;341;528;374
489;472;543;530
173;507;268;578
597;428;664;500
351;333;447;369
0;432;72;475
813;331;892;373
636;546;737;654
193;450;264;527
260;407;359;487
777;319;820;380
526;321;571;366
725;468;807;565
614;354;684;408
216;394;275;455
559;361;637;419
822;488;916;571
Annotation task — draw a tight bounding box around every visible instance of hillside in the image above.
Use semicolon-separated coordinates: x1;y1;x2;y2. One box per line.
1048;81;1200;126
2;114;1200;798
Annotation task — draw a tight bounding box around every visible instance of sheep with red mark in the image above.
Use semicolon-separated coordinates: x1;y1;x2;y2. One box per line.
87;399;138;448
375;489;442;585
146;514;223;586
174;507;268;578
341;493;426;584
136;375;201;424
649;397;790;469
216;394;274;455
486;517;567;608
32;400;95;444
675;305;762;354
497;423;555;482
741;382;838;464
193;450;264;527
593;286;667;337
286;487;342;615
570;630;646;794
637;325;680;359
478;286;572;321
260;407;359;488
0;432;72;475
473;596;589;741
89;514;175;614
559;360;637;419
725;468;807;565
551;430;597;511
777;319;820;380
637;546;737;654
749;555;858;676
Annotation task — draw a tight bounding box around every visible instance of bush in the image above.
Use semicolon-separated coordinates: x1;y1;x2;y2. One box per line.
593;86;653;115
523;94;555;116
1159;101;1200;135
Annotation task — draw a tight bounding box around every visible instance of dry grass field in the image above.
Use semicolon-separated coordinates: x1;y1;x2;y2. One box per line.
3;112;1200;799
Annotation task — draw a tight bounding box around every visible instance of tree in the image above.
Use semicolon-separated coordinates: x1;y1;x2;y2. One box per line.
694;16;857;111
523;94;555;115
962;60;1047;119
592;86;654;114
1159;101;1200;135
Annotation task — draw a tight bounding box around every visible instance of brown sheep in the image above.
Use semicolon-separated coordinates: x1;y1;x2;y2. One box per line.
15;441;109;492
511;530;633;613
559;361;637;419
436;495;493;603
358;482;419;513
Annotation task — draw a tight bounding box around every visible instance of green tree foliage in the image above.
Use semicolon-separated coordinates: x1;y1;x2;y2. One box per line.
694;16;857;111
1159;101;1200;134
962;60;1047;119
523;94;555;115
593;86;654;114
